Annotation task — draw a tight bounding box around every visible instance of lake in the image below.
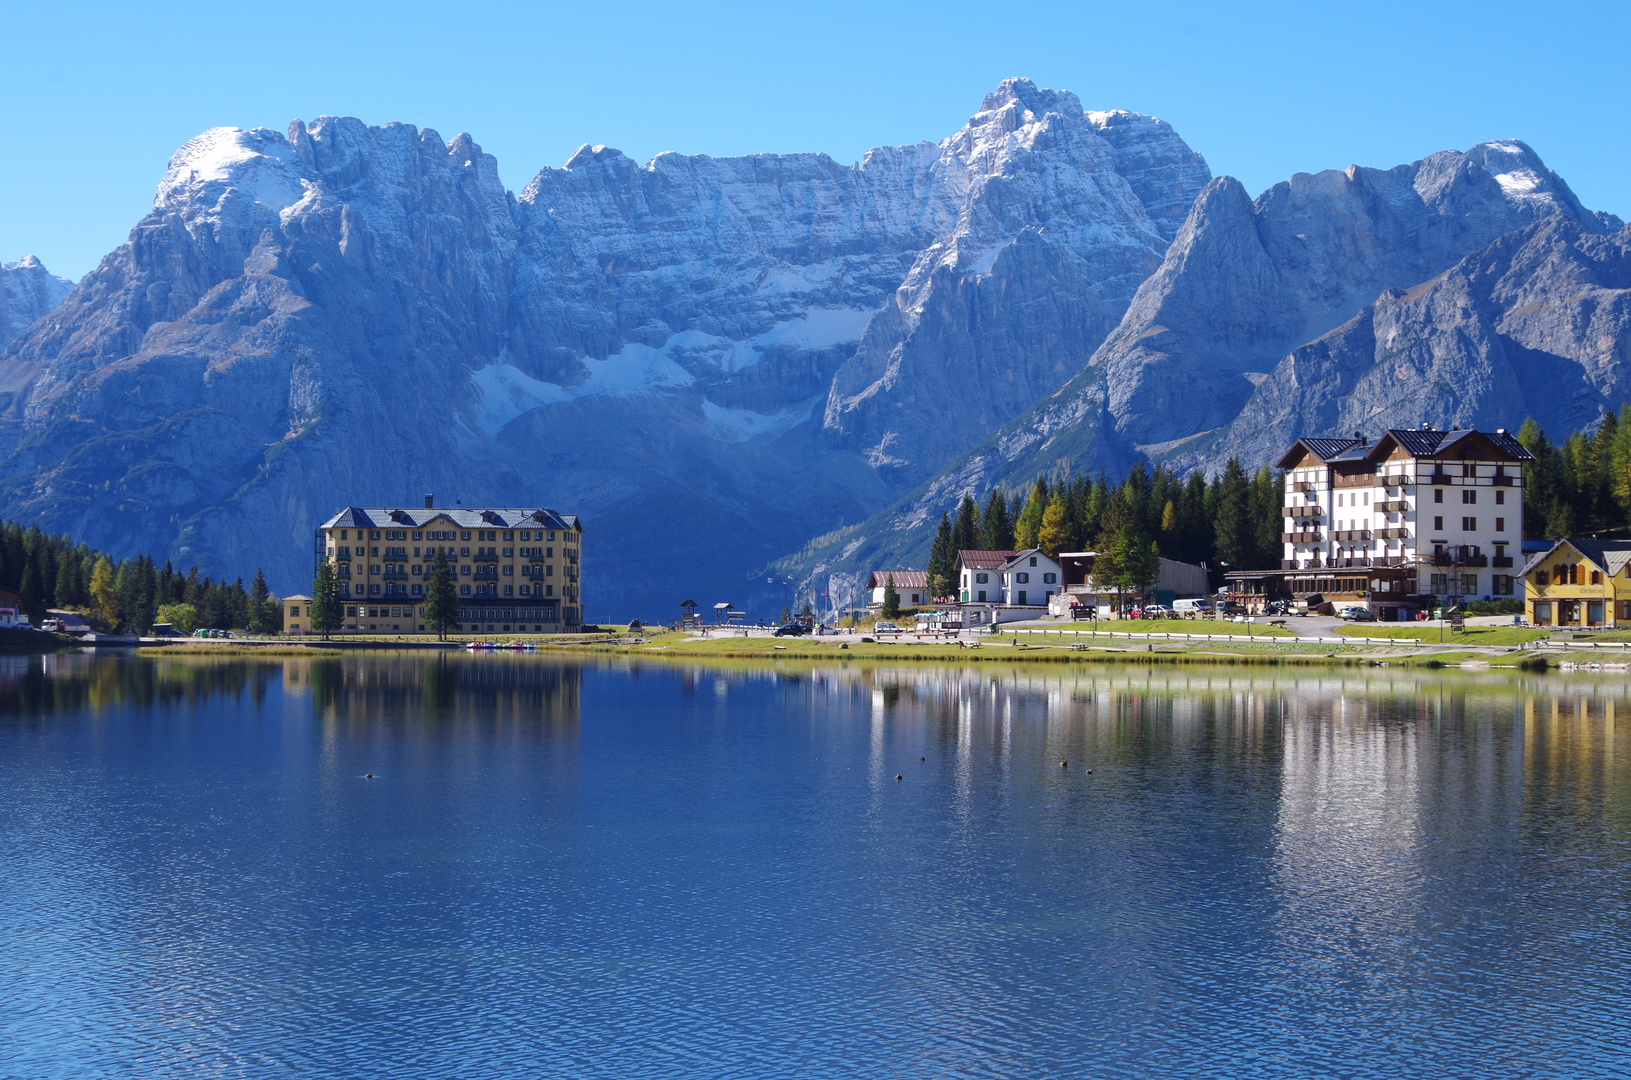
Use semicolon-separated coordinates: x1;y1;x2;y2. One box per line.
1;652;1628;1078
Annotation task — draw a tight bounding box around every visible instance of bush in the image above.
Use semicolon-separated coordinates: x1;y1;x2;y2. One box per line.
1465;599;1523;616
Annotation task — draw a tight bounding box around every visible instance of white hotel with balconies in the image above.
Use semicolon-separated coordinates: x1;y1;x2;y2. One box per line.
1229;426;1531;620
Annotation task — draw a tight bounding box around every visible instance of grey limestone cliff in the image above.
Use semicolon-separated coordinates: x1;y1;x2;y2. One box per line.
777;141;1628;608
0;256;72;349
0;80;1209;608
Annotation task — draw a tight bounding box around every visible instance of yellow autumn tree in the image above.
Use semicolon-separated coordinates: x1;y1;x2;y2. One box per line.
89;556;120;630
1037;493;1071;557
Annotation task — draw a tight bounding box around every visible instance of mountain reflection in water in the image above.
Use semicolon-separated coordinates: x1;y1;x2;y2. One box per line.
0;654;1626;1079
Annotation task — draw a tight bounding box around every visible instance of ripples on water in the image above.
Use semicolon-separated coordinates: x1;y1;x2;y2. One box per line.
0;653;1628;1078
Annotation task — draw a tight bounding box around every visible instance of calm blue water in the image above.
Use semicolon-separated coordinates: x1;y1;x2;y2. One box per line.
1;653;1629;1078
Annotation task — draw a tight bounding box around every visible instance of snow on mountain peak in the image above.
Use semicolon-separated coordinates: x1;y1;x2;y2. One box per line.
155;126;309;214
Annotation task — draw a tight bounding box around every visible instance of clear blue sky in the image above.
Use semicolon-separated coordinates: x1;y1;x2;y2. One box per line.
4;0;1628;280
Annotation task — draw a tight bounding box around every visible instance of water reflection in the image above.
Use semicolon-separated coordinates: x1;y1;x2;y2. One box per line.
0;654;1628;1078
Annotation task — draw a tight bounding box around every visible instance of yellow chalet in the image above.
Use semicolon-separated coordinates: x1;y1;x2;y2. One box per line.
1522;538;1631;628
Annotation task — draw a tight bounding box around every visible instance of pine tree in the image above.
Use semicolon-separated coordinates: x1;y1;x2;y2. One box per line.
1518;418;1559;537
310;562;343;640
881;573;901;619
1014;478;1048;549
1249;465;1282;569
951;494;980;553
927;513;956;600
1128;534;1162;601
248;568;277;634
979;489;1014;550
423;547;458;640
1212;457;1252;568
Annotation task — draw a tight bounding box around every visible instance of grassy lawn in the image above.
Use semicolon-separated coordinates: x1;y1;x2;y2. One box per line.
1002;618;1294;638
1334;624;1548;647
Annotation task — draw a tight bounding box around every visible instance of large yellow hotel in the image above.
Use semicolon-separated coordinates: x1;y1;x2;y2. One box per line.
316;496;583;634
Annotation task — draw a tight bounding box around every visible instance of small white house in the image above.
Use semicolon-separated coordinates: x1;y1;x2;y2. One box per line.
953;548;1063;610
866;570;929;608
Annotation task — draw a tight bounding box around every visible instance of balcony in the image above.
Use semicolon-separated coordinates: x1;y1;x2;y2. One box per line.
1493;555;1515;568
1492;475;1513;486
1428;472;1453;485
1461;555;1489;567
1282;531;1323;543
1326;557;1413;570
1376;500;1409;512
1286;505;1323;520
1294;482;1317;494
1333;529;1373;542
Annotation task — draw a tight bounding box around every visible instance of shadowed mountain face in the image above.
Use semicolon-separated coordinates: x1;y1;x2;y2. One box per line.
0;256;72;349
777;142;1629;607
4;88;1625;618
0;79;1210;607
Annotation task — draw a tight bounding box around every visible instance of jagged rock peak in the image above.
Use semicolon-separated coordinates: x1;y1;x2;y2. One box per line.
979;77;1083;117
0;254;74;347
563;143;632;169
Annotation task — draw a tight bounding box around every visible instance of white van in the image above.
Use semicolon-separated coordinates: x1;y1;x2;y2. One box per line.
1173;598;1213;616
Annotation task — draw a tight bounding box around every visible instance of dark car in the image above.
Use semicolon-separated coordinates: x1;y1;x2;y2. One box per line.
773;623;809;637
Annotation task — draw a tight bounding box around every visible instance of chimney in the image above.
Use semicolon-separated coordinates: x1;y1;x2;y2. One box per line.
424;494;434;509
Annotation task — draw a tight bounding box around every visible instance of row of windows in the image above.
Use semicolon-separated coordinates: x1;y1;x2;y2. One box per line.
347;561;559;576
963;571;1058;584
1533;562;1630;586
1425;574;1516;595
336;545;561;560
337;604;564;619
1532;600;1631;624
340;582;560;597
1424;516;1506;532
334;528;571;543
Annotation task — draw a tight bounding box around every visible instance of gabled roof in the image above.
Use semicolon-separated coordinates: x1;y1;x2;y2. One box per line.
1278;427;1535;469
1371;426;1534;462
867;570;928;589
998;548;1052;572
956;549;1018;570
1276;437;1364;469
1521;538;1631;578
319;506;581;531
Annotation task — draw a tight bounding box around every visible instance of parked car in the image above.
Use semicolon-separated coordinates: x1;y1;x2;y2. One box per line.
1218;600;1247;617
1140;604;1175;619
1262;600;1290;616
1338;606;1375;622
773;623;809;637
1173;598;1213;616
873;621;903;633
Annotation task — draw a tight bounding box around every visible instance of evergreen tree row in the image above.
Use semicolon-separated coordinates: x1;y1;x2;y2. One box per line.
923;458;1285;600
0;519;281;634
1517;411;1631;541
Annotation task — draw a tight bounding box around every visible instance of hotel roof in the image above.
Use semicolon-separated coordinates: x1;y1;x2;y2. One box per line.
1277;427;1535;469
319;507;581;531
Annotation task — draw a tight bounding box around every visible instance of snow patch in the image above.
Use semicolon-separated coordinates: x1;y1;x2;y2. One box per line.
756;259;843;295
712;307;875;372
157;127;307;212
1493;170;1542;196
702;398;816;441
469;342;695;437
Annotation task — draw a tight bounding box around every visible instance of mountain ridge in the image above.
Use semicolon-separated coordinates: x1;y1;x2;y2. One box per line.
0;80;1211;610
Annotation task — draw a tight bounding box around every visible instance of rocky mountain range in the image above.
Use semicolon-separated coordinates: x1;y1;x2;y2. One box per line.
785;138;1631;607
0;256;73;350
1;79;1627;615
